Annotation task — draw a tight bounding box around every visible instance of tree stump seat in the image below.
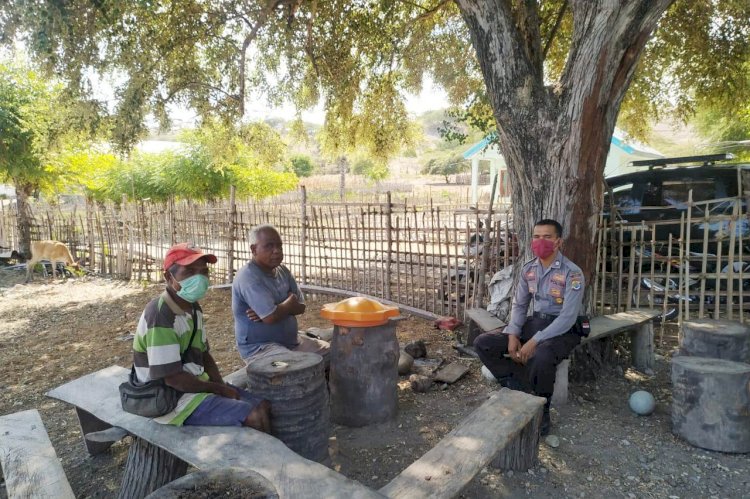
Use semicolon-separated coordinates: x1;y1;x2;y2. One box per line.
671;355;750;453
0;409;75;499
681;319;750;363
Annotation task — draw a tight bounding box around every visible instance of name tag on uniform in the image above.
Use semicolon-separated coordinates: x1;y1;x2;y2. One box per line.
551;273;566;286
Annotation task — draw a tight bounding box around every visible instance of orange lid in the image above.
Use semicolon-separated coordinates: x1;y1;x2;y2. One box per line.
320;297;400;327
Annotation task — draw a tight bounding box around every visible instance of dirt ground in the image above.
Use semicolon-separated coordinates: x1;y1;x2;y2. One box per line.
1;271;748;499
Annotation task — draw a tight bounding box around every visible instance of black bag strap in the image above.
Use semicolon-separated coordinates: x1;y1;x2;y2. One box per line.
181;305;199;364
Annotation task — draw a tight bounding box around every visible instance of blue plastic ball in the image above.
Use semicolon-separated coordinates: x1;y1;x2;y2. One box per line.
629;390;656;416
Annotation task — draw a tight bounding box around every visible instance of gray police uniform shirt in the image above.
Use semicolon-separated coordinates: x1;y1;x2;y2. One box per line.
232;261;305;359
505;252;584;343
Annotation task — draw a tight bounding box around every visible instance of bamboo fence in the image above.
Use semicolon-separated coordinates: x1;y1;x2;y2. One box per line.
3;187;747;325
0;189;516;321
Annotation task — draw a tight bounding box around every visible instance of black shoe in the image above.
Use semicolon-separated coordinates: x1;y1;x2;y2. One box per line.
499;376;525;392
540;408;551;436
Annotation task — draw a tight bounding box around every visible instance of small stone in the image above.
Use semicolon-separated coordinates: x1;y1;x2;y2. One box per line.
398;350;414;375
506;470;514;478
544;435;560;448
614;479;621;486
404;340;427;358
621;439;631;446
586;475;593;482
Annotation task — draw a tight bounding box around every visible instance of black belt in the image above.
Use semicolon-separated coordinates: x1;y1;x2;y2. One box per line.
533;312;558;320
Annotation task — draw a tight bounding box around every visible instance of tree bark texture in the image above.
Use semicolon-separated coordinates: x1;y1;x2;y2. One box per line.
118;437;188;499
490;408;541;471
329;322;400;427
14;182;34;260
455;0;674;281
671;356;750;453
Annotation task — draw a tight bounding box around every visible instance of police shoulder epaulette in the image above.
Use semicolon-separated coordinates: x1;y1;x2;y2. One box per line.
521;257;536;268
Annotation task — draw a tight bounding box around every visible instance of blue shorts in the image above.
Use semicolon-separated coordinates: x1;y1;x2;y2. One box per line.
183;385;266;427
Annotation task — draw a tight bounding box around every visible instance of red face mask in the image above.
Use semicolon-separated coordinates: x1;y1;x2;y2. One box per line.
531;238;556;259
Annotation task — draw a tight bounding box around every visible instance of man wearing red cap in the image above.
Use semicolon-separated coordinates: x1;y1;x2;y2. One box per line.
130;242;270;430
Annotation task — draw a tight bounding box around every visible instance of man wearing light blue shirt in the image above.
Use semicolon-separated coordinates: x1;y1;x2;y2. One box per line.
474;219;584;435
233;225;329;366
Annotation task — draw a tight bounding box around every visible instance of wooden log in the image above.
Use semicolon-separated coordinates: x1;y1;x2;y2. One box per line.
144;468;279;499
682;319;750;363
118;436;189;499
551;359;570;406
76;406;116;455
671;356;750;453
329;321;400;427
0;409;75;499
630;320;655;373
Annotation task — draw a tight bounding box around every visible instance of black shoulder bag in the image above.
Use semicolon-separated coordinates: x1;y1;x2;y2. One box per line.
119;306;199;417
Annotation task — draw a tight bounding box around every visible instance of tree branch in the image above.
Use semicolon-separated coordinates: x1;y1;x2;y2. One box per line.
542;0;568;60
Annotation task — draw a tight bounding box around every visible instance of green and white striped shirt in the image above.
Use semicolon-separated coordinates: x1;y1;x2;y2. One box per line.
132;292;211;425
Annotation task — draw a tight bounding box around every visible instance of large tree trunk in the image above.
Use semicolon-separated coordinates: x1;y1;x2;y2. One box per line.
14;181;34;260
456;0;674;283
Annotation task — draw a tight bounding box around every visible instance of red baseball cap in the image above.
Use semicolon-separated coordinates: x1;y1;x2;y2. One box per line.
163;243;217;270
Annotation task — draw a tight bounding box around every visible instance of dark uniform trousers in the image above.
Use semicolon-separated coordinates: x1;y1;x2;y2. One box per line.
473;316;580;399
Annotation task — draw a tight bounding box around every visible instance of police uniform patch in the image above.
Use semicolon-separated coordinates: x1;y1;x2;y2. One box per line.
526;270;536;280
555;297;563;304
551;273;566;285
549;287;562;297
572;280;582;290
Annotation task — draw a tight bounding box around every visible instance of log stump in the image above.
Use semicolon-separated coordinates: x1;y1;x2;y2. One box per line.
671;356;750;453
490;408;542;471
119;437;189;499
682;319;750;363
144;468;278;498
330;321;399;427
246;351;330;463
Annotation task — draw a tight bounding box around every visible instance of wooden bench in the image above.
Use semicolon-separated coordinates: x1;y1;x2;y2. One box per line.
378;388;545;499
466;308;661;404
552;309;660;404
47;365;385;499
0;409;75;499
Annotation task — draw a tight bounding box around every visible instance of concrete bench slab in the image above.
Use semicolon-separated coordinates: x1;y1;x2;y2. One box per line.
0;409;75;499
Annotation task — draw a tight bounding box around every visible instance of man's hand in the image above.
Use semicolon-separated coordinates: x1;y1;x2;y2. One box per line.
518;338;538;364
246;307;261;322
283;292;299;306
215;383;240;400
508;334;522;364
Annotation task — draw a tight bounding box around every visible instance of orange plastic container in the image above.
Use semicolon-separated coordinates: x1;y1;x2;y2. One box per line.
320;297;400;327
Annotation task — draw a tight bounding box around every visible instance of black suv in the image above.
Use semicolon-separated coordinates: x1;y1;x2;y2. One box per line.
604;153;749;246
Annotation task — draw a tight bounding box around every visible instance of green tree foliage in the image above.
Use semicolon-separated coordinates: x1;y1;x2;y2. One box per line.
352;157;389;184
290;154;315;177
52;121;298;202
421;154;470;183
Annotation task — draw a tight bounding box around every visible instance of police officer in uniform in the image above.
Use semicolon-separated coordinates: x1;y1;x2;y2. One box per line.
474;219;584;435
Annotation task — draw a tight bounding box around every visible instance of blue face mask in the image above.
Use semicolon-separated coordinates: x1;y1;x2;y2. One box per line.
175;274;209;303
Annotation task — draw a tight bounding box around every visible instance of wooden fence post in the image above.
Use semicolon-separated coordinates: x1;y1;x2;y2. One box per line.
473;174;498;309
301;186;308;285
227;185;236;284
385;191;392;300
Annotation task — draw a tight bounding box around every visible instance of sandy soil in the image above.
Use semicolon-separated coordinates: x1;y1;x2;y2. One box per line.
0;271;748;498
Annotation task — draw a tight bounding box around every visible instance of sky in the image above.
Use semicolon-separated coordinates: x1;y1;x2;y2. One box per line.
169;77;450;128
